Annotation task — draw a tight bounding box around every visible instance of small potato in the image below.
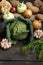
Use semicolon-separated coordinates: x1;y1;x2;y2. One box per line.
31;6;39;13
34;0;43;13
36;14;43;21
34;0;43;8
28;6;39;13
40;5;43;14
10;0;20;7
26;2;39;14
26;2;33;9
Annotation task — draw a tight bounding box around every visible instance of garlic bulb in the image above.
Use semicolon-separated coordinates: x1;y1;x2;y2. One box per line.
34;30;43;38
1;38;12;49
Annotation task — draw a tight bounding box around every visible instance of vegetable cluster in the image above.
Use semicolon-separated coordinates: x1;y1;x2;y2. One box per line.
0;0;43;61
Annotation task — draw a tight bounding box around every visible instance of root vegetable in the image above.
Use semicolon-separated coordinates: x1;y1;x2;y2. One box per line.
34;0;43;13
26;1;39;13
30;6;39;13
34;0;43;8
10;7;16;13
17;2;27;13
36;14;43;21
3;12;14;20
32;20;42;29
10;0;20;7
40;5;43;14
26;2;33;8
23;9;32;18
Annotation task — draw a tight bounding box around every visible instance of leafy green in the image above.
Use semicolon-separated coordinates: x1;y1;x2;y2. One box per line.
5;16;34;46
10;20;29;40
18;16;34;42
6;23;17;44
5;16;34;42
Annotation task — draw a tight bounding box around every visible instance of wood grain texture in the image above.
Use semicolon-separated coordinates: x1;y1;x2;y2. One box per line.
0;42;36;61
0;61;43;65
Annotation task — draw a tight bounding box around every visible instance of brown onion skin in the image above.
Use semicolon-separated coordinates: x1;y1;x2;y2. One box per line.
32;20;42;29
23;9;32;18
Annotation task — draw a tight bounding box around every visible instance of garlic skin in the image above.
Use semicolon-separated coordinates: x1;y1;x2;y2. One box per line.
34;30;43;38
1;38;12;49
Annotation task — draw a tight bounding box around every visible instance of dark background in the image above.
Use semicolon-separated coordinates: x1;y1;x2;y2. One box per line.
0;0;43;65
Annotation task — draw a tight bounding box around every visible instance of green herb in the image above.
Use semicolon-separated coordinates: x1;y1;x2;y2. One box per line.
22;38;43;60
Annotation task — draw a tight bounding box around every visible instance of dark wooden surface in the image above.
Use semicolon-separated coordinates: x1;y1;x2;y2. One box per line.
0;61;43;65
0;0;43;65
0;42;36;61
